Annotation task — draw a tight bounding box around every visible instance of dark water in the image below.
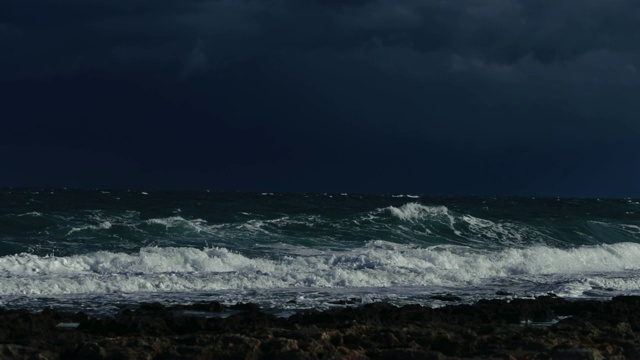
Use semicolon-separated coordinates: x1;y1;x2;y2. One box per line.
1;188;639;314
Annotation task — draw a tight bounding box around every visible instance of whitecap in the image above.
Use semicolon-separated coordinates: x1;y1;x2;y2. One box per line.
2;242;640;299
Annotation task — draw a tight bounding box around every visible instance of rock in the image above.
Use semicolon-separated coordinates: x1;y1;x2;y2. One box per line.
552;348;603;360
261;338;301;358
321;330;344;346
138;302;167;313
612;295;640;304
229;302;261;312
0;344;54;359
76;341;107;359
496;290;513;296
520;336;552;352
376;348;443;360
186;301;225;312
430;294;463;302
0;297;639;359
328;298;362;305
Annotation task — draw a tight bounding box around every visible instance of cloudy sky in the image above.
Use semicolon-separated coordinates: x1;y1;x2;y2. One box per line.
2;0;639;196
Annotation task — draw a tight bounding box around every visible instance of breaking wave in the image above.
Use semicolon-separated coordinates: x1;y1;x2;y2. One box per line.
2;241;640;297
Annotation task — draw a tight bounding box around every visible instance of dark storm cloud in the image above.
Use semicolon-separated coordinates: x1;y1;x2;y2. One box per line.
2;0;639;195
0;22;22;41
5;0;638;83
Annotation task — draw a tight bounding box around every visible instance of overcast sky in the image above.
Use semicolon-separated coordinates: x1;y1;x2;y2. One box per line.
2;0;639;196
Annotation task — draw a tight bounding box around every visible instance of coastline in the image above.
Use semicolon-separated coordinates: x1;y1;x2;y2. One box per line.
2;295;639;359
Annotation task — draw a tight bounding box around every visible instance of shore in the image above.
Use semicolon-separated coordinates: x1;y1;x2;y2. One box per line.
2;295;640;359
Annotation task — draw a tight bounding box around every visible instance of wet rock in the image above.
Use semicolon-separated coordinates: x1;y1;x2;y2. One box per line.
370;331;400;348
520;336;552;352
552;348;603;360
0;344;53;359
261;338;301;358
137;302;167;314
496;290;513;296
184;301;225;312
215;334;262;360
229;302;261;312
430;294;463;302
612;295;640;305
75;341;106;359
321;329;344;346
328;298;362;305
376;348;443;360
2;297;640;359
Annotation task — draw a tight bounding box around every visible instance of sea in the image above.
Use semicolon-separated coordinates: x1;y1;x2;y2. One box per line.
1;188;640;316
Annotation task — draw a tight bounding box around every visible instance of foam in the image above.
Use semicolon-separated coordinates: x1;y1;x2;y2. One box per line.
459;215;549;247
2;242;640;297
585;275;640;291
17;212;43;217
59;213;220;239
386;203;454;223
382;203;553;247
145;216;209;233
239;215;324;231
67;221;113;235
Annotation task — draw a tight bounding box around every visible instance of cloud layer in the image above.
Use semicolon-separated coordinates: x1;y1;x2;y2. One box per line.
2;0;639;195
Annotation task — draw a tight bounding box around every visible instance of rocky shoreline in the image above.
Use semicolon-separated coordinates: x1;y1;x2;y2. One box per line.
2;295;640;359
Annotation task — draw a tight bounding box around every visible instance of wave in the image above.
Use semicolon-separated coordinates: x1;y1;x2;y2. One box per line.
16;212;43;217
382;203;554;247
3;200;640;257
67;221;113;235
2;242;640;297
386;203;453;223
586;221;640;240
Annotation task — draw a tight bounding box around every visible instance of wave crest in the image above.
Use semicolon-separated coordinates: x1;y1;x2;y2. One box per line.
2;242;640;297
386;203;452;222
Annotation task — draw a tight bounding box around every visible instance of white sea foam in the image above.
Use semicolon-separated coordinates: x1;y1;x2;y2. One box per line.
17;212;43;217
459;215;544;246
67;221;113;235
387;203;453;223
145;216;209;232
52;211;334;244
61;213;219;237
2;242;640;298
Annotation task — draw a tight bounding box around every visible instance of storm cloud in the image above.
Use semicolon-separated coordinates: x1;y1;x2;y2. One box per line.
2;0;639;196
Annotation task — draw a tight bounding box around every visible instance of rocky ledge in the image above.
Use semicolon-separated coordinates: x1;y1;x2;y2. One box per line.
2;295;640;359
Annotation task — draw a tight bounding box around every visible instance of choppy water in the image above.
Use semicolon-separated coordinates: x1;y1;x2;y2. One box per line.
1;189;639;315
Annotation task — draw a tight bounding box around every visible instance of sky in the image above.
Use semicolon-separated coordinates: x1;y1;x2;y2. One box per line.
1;0;639;197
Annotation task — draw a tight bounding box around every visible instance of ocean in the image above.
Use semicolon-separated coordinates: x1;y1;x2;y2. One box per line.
1;188;639;316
